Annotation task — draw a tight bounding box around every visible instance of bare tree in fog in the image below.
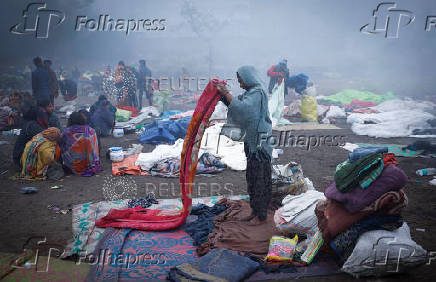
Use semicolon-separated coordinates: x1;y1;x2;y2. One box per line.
181;0;230;77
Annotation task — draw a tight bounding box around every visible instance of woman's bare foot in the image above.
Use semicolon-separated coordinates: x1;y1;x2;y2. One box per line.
239;214;255;221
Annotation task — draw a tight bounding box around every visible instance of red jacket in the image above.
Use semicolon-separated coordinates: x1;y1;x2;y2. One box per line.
267;65;285;85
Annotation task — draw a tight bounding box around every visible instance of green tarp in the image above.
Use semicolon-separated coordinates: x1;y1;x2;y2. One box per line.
320;89;396;105
115;108;132;122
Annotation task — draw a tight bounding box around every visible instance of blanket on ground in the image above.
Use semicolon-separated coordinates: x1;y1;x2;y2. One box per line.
198;199;281;259
62;195;248;258
86;227;198;281
168;249;259;282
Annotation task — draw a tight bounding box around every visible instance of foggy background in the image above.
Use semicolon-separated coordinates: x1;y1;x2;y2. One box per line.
0;0;435;97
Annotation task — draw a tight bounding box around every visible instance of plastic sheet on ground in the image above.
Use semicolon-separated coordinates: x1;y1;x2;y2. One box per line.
201;123;247;171
153;90;170;113
136;139;185;170
268;82;291;127
115;106;160;128
137;122;284;171
373;99;435;113
115;108;132;122
347;109;434;138
320;89;396;105
138;116;191;144
340;142;435;157
157;110;183;120
169;110;194;120
326;106;346;118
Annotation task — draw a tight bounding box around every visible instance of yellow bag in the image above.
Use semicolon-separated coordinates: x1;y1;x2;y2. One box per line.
266;235;298;262
301;95;318;122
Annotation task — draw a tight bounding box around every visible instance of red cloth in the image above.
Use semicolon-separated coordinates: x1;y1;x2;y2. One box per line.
96;79;224;230
344;99;377;109
111;154;148;176
95;207;183;229
267;65;284;85
383;153;399;167
351;107;378;114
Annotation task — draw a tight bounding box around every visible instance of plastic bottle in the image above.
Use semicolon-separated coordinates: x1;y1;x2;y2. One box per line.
416;168;436;176
113;127;124;138
21;187;38;194
110;148;124;162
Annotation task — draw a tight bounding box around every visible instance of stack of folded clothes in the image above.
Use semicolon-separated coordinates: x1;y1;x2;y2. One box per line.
317;146;408;261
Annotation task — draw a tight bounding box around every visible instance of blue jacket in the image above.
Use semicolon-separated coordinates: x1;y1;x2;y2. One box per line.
227;66;273;158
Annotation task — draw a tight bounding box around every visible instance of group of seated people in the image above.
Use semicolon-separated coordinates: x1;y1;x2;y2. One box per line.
11;94;116;180
0;91;34;131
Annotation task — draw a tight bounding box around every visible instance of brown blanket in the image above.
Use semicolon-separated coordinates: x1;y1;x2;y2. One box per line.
199;199;281;258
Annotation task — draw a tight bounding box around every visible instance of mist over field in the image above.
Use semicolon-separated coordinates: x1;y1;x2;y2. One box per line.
1;0;435;97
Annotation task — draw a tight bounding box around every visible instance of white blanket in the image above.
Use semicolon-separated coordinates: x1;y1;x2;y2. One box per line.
281;190;325;221
346;99;435;138
135;123;248;171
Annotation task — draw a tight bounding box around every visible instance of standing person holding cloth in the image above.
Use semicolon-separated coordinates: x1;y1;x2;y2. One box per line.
267;59;290;95
215;65;273;224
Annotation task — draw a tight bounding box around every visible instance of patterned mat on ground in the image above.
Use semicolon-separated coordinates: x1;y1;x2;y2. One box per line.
63;195;248;258
86;229;340;282
86;227;198;281
273;123;341;131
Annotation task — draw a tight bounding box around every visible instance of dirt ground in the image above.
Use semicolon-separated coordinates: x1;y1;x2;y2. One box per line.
0;100;435;281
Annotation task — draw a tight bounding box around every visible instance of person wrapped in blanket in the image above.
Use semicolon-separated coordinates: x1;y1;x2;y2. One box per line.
0;91;23;131
114;61;137;108
90;100;116;137
61;112;101;176
36;96;61;130
17;127;61;180
216;65;273;224
90;95;117;117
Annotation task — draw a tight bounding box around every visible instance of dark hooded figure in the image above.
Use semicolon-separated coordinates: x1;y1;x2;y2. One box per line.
216;65;273;224
31;57;50;103
91;100;115;137
90;95;117;116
